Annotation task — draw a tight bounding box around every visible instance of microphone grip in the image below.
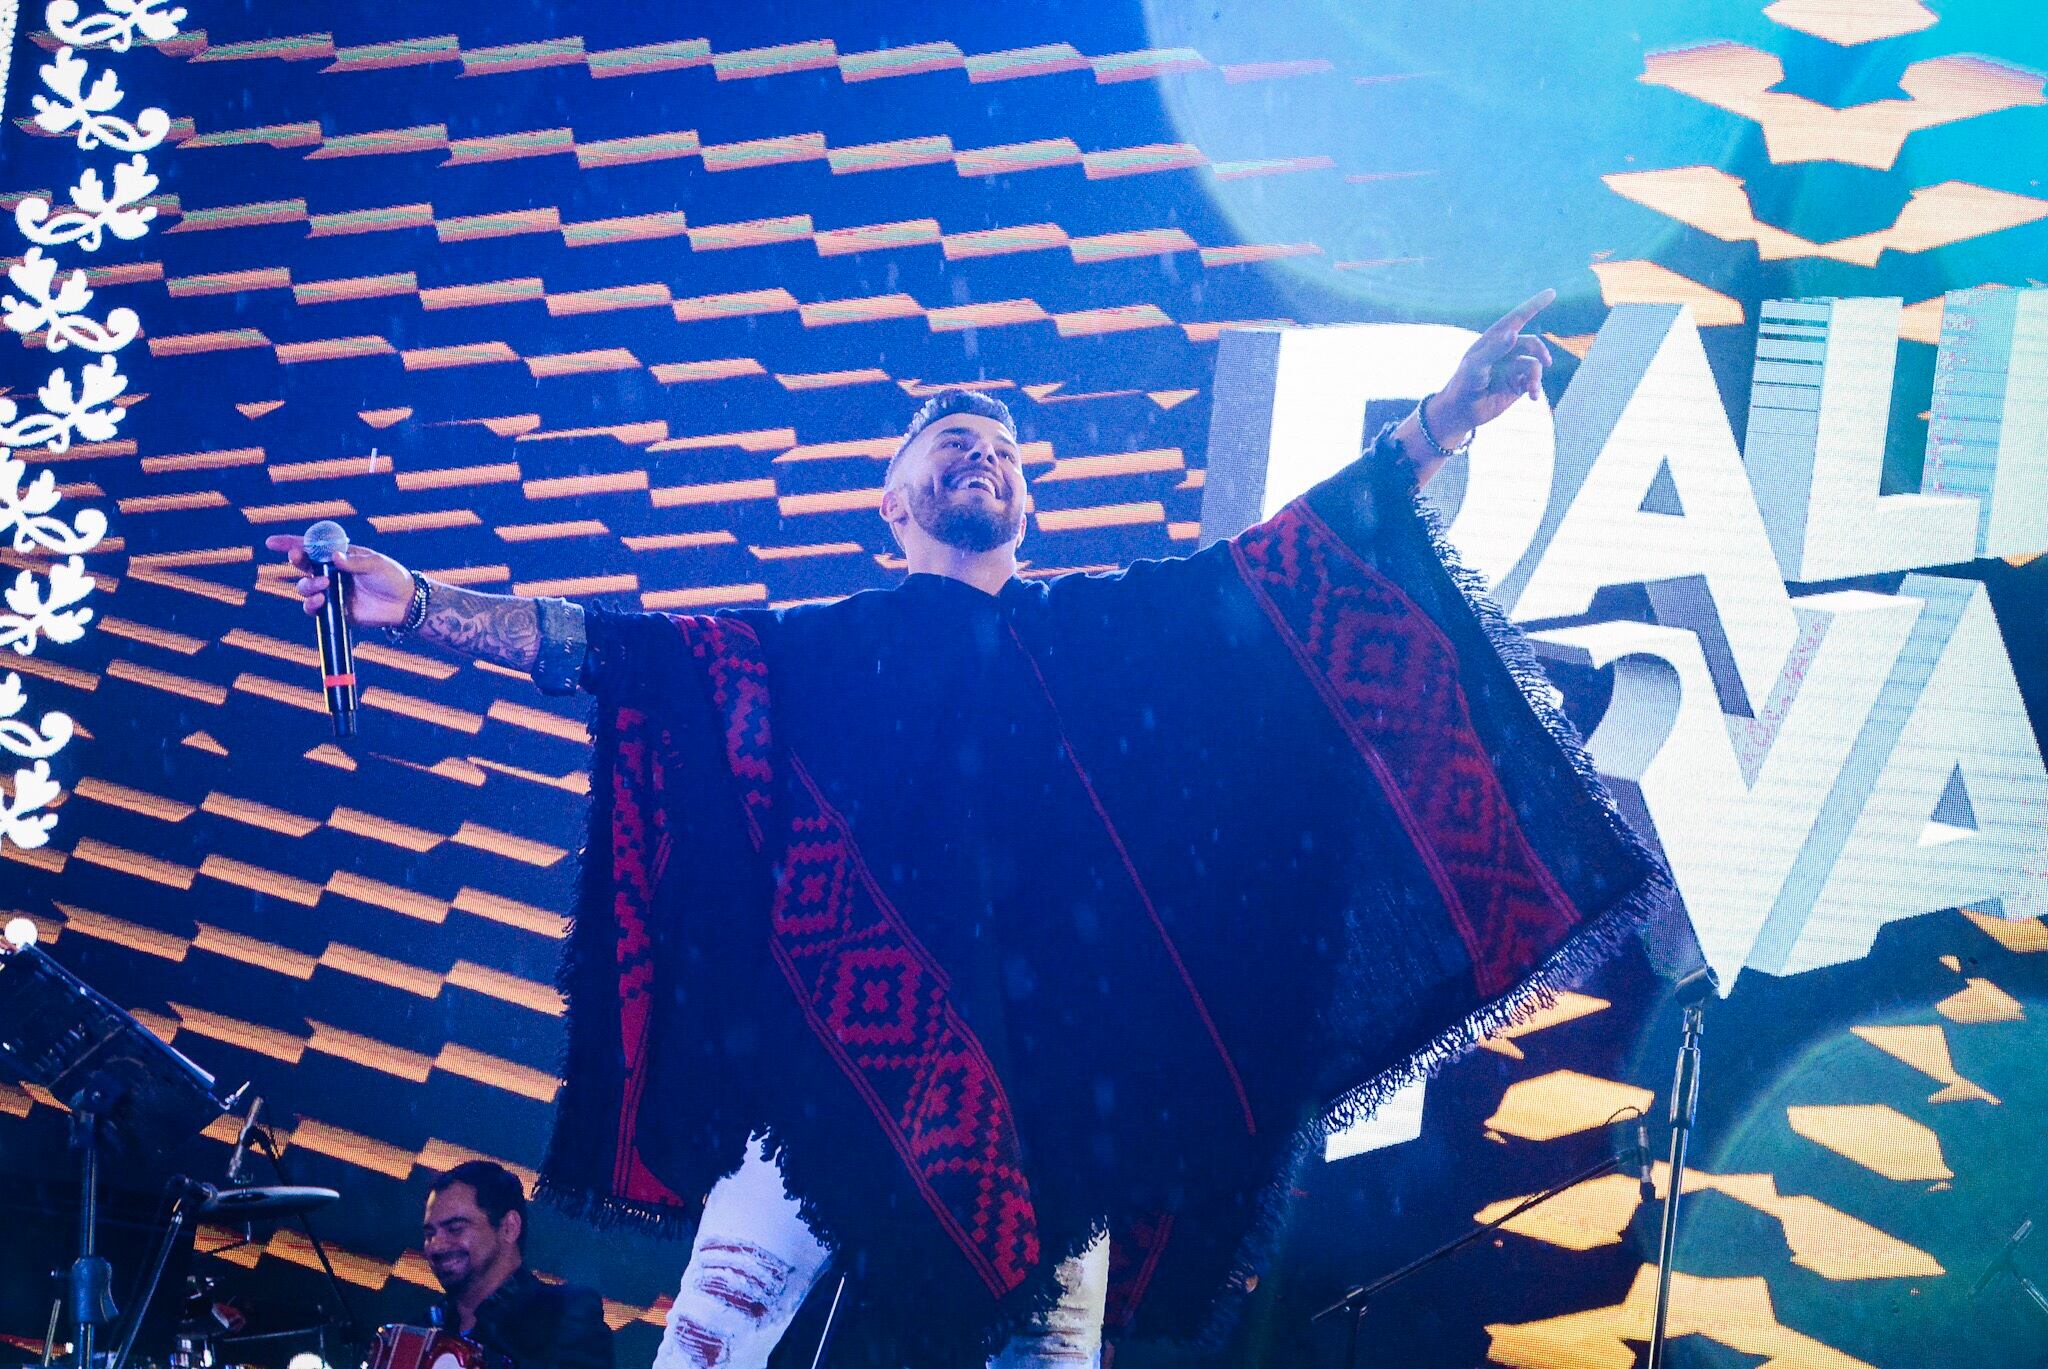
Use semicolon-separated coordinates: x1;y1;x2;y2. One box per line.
312;555;357;737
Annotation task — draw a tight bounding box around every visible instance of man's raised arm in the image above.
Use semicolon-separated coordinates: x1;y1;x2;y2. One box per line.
264;535;584;688
1384;288;1557;489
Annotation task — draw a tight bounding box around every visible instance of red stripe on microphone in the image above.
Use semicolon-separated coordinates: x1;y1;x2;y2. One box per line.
323;673;356;688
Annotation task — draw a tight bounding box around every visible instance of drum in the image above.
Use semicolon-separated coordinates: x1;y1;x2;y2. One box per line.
366;1327;491;1369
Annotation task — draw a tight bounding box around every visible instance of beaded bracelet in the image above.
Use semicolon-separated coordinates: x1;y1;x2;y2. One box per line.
1414;392;1472;460
387;570;430;641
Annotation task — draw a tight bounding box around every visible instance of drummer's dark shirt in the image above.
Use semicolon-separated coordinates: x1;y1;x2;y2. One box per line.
435;1267;613;1369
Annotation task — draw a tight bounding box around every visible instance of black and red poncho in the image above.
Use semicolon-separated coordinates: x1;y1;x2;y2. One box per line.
538;429;1674;1362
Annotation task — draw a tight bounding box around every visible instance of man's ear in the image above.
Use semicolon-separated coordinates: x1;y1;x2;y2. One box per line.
499;1208;524;1250
879;487;906;545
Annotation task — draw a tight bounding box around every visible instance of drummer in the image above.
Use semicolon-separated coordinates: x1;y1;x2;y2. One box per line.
422;1161;614;1369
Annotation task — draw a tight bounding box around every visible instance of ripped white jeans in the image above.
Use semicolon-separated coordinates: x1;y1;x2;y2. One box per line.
654;1138;1109;1369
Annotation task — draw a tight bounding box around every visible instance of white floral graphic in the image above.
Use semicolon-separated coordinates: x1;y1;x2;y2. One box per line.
31;45;171;151
0;760;64;851
0;677;74;853
0;559;97;656
2;246;142;352
0;453;111;556
0;675;74;761
0;0;174;850
0;358;130;455
16;156;160;250
46;0;186;52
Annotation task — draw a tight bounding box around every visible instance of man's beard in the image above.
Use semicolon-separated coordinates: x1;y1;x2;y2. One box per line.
432;1256;477;1295
907;481;1023;553
431;1246;491;1296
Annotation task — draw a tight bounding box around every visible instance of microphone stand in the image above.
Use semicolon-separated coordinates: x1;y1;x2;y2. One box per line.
1311;1147;1635;1368
0;936;229;1369
66;1074;122;1369
108;1178;210;1369
1645;989;1708;1369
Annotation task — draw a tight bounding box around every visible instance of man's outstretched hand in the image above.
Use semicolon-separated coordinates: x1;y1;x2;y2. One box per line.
264;533;413;626
1424;289;1556;450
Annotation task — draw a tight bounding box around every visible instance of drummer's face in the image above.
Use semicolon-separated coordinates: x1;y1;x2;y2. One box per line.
423;1182;513;1294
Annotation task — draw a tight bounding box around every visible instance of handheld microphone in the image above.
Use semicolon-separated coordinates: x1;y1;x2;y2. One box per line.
226;1097;263;1186
301;520;357;738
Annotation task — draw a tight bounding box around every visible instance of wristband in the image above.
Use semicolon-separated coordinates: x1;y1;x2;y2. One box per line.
531;596;587;697
1414;393;1472;460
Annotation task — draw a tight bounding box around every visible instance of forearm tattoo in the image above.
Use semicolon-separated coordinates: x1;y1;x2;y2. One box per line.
417;582;571;671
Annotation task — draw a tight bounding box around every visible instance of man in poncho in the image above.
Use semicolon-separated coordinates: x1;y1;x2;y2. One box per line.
271;292;1676;1365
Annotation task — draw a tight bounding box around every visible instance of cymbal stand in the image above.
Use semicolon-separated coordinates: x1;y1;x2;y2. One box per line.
252;1123;363;1346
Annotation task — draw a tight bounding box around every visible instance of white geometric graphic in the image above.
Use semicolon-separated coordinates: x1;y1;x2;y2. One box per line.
1924;287;2048;559
1324;1079;1429;1161
1743;296;1977;581
1605;167;2048;268
1764;0;1935;46
1757;576;2048;972
1497;304;1798;715
1536;591;1915;988
1641;44;2044;170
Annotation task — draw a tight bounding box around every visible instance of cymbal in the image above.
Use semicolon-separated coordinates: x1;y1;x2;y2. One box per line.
199;1186;339;1219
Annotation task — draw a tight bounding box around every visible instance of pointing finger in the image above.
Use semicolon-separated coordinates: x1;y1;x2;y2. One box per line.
1487;289;1556;342
1469;293;1557;367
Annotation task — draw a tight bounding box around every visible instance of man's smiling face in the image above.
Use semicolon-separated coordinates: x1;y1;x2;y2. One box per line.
422;1180;516;1298
883;413;1027;554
